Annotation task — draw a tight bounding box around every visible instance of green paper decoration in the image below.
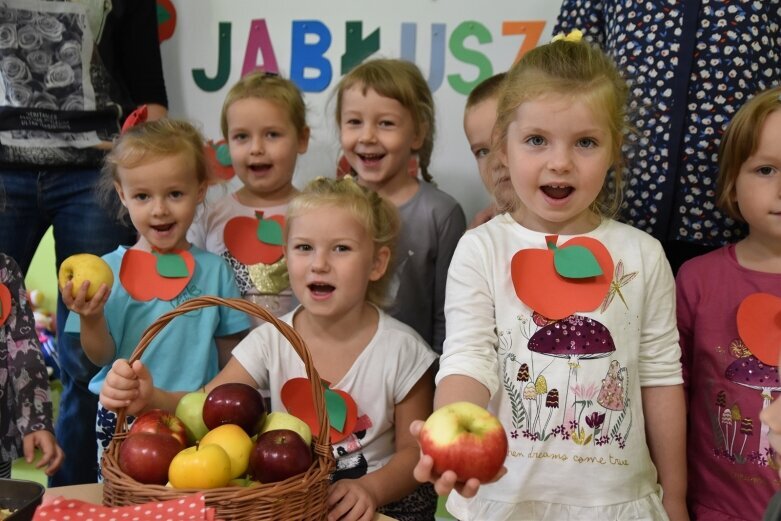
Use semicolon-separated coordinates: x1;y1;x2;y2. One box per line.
256;216;284;246
156;4;171;24
549;242;603;279
155;253;189;278
324;386;347;432
216;143;232;166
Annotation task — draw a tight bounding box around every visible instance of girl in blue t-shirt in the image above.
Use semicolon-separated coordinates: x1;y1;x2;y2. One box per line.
61;119;250;474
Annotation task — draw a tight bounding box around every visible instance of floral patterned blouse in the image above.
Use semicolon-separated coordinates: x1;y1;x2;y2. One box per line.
0;253;54;463
555;0;781;246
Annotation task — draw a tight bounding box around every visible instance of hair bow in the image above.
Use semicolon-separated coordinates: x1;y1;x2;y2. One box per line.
551;29;583;43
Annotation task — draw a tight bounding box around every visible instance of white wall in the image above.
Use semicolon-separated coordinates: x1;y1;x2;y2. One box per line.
160;0;565;221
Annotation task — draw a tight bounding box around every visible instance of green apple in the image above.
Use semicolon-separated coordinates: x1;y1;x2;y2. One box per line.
260;411;312;446
175;391;209;444
58;253;114;301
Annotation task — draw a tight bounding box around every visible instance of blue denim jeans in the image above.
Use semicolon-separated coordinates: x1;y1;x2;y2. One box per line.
0;167;136;485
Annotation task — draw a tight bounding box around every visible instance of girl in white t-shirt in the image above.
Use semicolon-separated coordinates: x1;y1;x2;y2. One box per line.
411;31;687;520
188;71;310;319
102;176;439;521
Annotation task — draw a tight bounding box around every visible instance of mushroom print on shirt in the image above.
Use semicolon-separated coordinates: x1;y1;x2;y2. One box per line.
505;237;638;448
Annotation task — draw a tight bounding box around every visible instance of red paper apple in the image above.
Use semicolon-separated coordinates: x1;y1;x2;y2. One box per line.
281;377;358;443
119;249;195;301
118;432;183;485
419;401;508;483
737;293;781;366
0;282;11;326
204;139;235;181
128;408;188;448
202;382;267;436
249;429;313;483
223;213;285;266
511;235;613;320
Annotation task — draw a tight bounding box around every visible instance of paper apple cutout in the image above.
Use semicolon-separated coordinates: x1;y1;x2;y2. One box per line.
121;105;147;134
511;235;613;320
157;0;177;43
128;409;188;448
224;212;285;266
58;253;114;301
281;377;358;443
0;283;11;326
119;249;195;301
737;293;781;366
204;139;235;181
118;432;183;485
419;402;508;483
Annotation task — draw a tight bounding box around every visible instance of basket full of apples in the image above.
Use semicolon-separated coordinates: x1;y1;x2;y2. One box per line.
100;296;334;521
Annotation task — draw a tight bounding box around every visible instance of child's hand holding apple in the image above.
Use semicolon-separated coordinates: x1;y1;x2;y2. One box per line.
59;253;113;318
99;359;155;415
411;402;508;498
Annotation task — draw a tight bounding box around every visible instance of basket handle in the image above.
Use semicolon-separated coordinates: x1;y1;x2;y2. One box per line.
113;296;331;445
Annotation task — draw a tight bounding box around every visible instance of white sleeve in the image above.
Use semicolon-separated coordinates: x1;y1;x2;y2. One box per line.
436;232;501;396
230;325;272;391
638;240;683;387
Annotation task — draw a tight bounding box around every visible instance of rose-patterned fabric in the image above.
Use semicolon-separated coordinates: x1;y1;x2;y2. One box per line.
0;0;167;167
0;252;54;463
555;0;781;246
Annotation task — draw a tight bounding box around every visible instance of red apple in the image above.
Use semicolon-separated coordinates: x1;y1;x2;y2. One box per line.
419;402;508;483
249;429;312;483
223;213;285;265
128;408;188;447
118;432;184;485
202;382;267;436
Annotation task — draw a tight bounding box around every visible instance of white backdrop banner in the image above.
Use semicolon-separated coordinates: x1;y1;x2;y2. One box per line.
159;0;565;220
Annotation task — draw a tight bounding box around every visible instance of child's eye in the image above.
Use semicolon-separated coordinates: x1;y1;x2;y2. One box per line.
266;131;281;139
345;118;361;126
133;193;149;201
334;245;351;253
757;165;777;176
576;137;598;148
379;120;396;128
170;191;184;199
230;133;247;142
525;135;546;146
474;148;490;159
293;243;312;252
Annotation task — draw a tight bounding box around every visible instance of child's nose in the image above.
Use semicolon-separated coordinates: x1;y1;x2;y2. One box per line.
359;126;377;144
152;198;169;216
310;250;329;272
250;136;265;155
547;145;572;173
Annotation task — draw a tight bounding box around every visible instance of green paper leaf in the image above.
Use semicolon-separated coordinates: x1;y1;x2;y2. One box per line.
257;218;284;246
216;143;232;166
155;253;189;278
157;4;171;24
553;245;603;279
324;387;347;432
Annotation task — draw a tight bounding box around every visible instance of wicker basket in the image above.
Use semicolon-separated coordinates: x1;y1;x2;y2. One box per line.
101;296;334;520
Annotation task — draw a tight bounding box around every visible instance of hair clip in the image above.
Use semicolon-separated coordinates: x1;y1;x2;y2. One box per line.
121;105;148;134
551;29;584;43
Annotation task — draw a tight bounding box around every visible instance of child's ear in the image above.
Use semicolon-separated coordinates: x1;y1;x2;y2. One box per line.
114;181;128;207
411;121;428;151
196;179;207;204
369;246;391;282
298;126;311;154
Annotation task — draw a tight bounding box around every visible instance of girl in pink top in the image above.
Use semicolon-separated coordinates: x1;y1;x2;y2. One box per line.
677;85;781;520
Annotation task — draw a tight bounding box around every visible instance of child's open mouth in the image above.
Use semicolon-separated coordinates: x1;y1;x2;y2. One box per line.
358;153;385;165
151;223;174;232
248;163;272;173
541;185;574;200
308;283;335;297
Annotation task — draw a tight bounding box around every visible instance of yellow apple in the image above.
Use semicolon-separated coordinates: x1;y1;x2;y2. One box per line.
58;253;114;301
168;444;232;489
200;424;253;478
260;412;312;447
